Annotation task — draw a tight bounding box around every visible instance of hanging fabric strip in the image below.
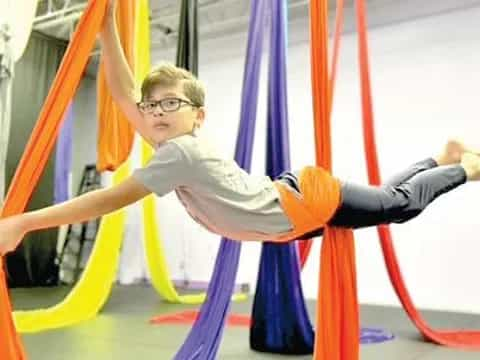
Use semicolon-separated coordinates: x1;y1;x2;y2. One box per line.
54;104;73;205
250;0;315;354
0;263;25;359
96;0;136;172
53;103;73;261
309;0;359;359
298;0;345;268
141;0;206;304
173;0;267;358
176;0;198;76
355;0;480;349
0;0;108;356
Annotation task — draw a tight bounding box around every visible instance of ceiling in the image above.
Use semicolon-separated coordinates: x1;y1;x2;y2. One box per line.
33;0;321;50
33;0;344;76
32;0;480;76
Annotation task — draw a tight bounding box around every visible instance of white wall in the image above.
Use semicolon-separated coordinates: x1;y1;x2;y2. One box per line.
146;4;480;313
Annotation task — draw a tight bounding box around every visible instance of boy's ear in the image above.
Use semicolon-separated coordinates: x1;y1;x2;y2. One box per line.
196;107;206;126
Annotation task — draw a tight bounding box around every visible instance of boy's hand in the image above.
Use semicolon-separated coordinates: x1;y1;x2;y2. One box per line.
0;215;28;256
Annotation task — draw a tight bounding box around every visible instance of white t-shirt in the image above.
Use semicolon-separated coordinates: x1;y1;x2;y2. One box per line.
132;134;293;241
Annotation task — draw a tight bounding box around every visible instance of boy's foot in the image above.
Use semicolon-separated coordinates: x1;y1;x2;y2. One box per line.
461;153;480;181
435;139;480;166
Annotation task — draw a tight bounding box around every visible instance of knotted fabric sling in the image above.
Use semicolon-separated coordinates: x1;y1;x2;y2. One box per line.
274;166;359;359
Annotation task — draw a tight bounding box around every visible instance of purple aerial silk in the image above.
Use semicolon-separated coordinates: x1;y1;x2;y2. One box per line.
54;103;73;204
250;0;315;354
173;0;268;358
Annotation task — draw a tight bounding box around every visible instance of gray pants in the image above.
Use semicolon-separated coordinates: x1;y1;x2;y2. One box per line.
330;158;466;229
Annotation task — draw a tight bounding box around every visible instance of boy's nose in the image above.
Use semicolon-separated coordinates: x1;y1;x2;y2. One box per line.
152;106;164;116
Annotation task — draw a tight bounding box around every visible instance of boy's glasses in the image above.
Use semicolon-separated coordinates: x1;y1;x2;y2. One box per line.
137;97;197;114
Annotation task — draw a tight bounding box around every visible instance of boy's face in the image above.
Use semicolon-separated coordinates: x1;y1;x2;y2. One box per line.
139;82;204;146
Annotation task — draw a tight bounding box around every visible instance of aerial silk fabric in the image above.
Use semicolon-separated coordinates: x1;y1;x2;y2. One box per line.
309;0;359;358
275;170;358;360
355;0;480;349
173;0;267;358
97;0;136;171
14;162;129;332
0;265;25;359
176;0;198;76
250;0;315;354
53;104;73;260
54;105;73;205
138;0;205;304
151;310;251;327
140;0;204;303
297;0;345;268
0;0;109;355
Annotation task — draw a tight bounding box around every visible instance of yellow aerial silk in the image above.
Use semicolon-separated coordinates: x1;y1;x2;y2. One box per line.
14;162;130;332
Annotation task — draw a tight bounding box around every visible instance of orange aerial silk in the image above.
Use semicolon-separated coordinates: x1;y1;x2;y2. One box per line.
355;0;480;350
0;1;108;359
276;1;358;357
96;0;136;171
298;0;345;268
275;168;359;360
297;0;359;358
274;167;342;242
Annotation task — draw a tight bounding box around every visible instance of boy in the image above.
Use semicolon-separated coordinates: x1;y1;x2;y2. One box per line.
0;0;480;254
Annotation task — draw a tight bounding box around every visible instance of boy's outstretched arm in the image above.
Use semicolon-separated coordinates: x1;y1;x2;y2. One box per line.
0;176;151;256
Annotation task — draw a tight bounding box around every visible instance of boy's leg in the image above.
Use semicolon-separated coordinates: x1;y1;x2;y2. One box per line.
383;139;477;187
329;153;480;229
382;158;437;187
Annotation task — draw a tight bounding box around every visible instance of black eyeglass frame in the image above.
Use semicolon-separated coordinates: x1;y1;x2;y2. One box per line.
136;97;199;113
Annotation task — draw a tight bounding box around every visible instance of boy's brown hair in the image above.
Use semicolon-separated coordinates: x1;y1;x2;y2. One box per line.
141;62;205;107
